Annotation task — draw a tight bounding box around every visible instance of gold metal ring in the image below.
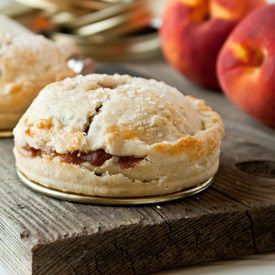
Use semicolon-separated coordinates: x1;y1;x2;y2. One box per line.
0;130;13;138
17;169;213;205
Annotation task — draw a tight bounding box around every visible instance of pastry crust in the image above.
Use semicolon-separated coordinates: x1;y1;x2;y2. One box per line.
0;33;75;130
14;74;224;197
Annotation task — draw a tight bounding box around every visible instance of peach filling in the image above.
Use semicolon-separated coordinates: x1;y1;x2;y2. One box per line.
22;147;142;169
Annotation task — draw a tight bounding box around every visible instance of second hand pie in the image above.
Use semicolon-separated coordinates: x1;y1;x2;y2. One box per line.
0;33;75;130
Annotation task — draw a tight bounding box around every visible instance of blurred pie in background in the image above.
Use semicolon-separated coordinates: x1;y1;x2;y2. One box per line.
0;33;75;130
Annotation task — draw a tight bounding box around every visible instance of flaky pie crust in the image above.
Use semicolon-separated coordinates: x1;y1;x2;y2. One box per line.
14;74;224;197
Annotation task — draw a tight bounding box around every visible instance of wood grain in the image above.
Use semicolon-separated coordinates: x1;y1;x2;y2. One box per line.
0;60;275;275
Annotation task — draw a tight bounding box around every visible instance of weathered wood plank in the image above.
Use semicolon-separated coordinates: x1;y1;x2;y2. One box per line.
0;61;275;274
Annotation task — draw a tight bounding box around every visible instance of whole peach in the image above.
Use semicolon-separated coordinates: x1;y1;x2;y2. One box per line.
218;4;275;127
160;0;266;90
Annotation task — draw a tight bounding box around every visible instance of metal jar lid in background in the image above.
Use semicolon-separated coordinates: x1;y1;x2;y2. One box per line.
10;0;164;61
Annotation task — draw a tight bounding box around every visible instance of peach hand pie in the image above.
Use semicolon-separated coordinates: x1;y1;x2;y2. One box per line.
14;74;224;197
0;33;75;130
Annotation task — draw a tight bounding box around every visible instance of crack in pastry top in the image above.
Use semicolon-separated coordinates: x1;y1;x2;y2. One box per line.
14;74;224;159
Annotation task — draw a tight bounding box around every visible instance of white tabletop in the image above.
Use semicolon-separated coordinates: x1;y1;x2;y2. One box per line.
159;253;275;275
1;253;275;274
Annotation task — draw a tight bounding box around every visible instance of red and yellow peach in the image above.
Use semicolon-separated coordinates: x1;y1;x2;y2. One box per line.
160;0;266;90
218;4;275;127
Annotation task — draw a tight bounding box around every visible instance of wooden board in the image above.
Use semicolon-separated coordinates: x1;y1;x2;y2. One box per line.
1;61;275;275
